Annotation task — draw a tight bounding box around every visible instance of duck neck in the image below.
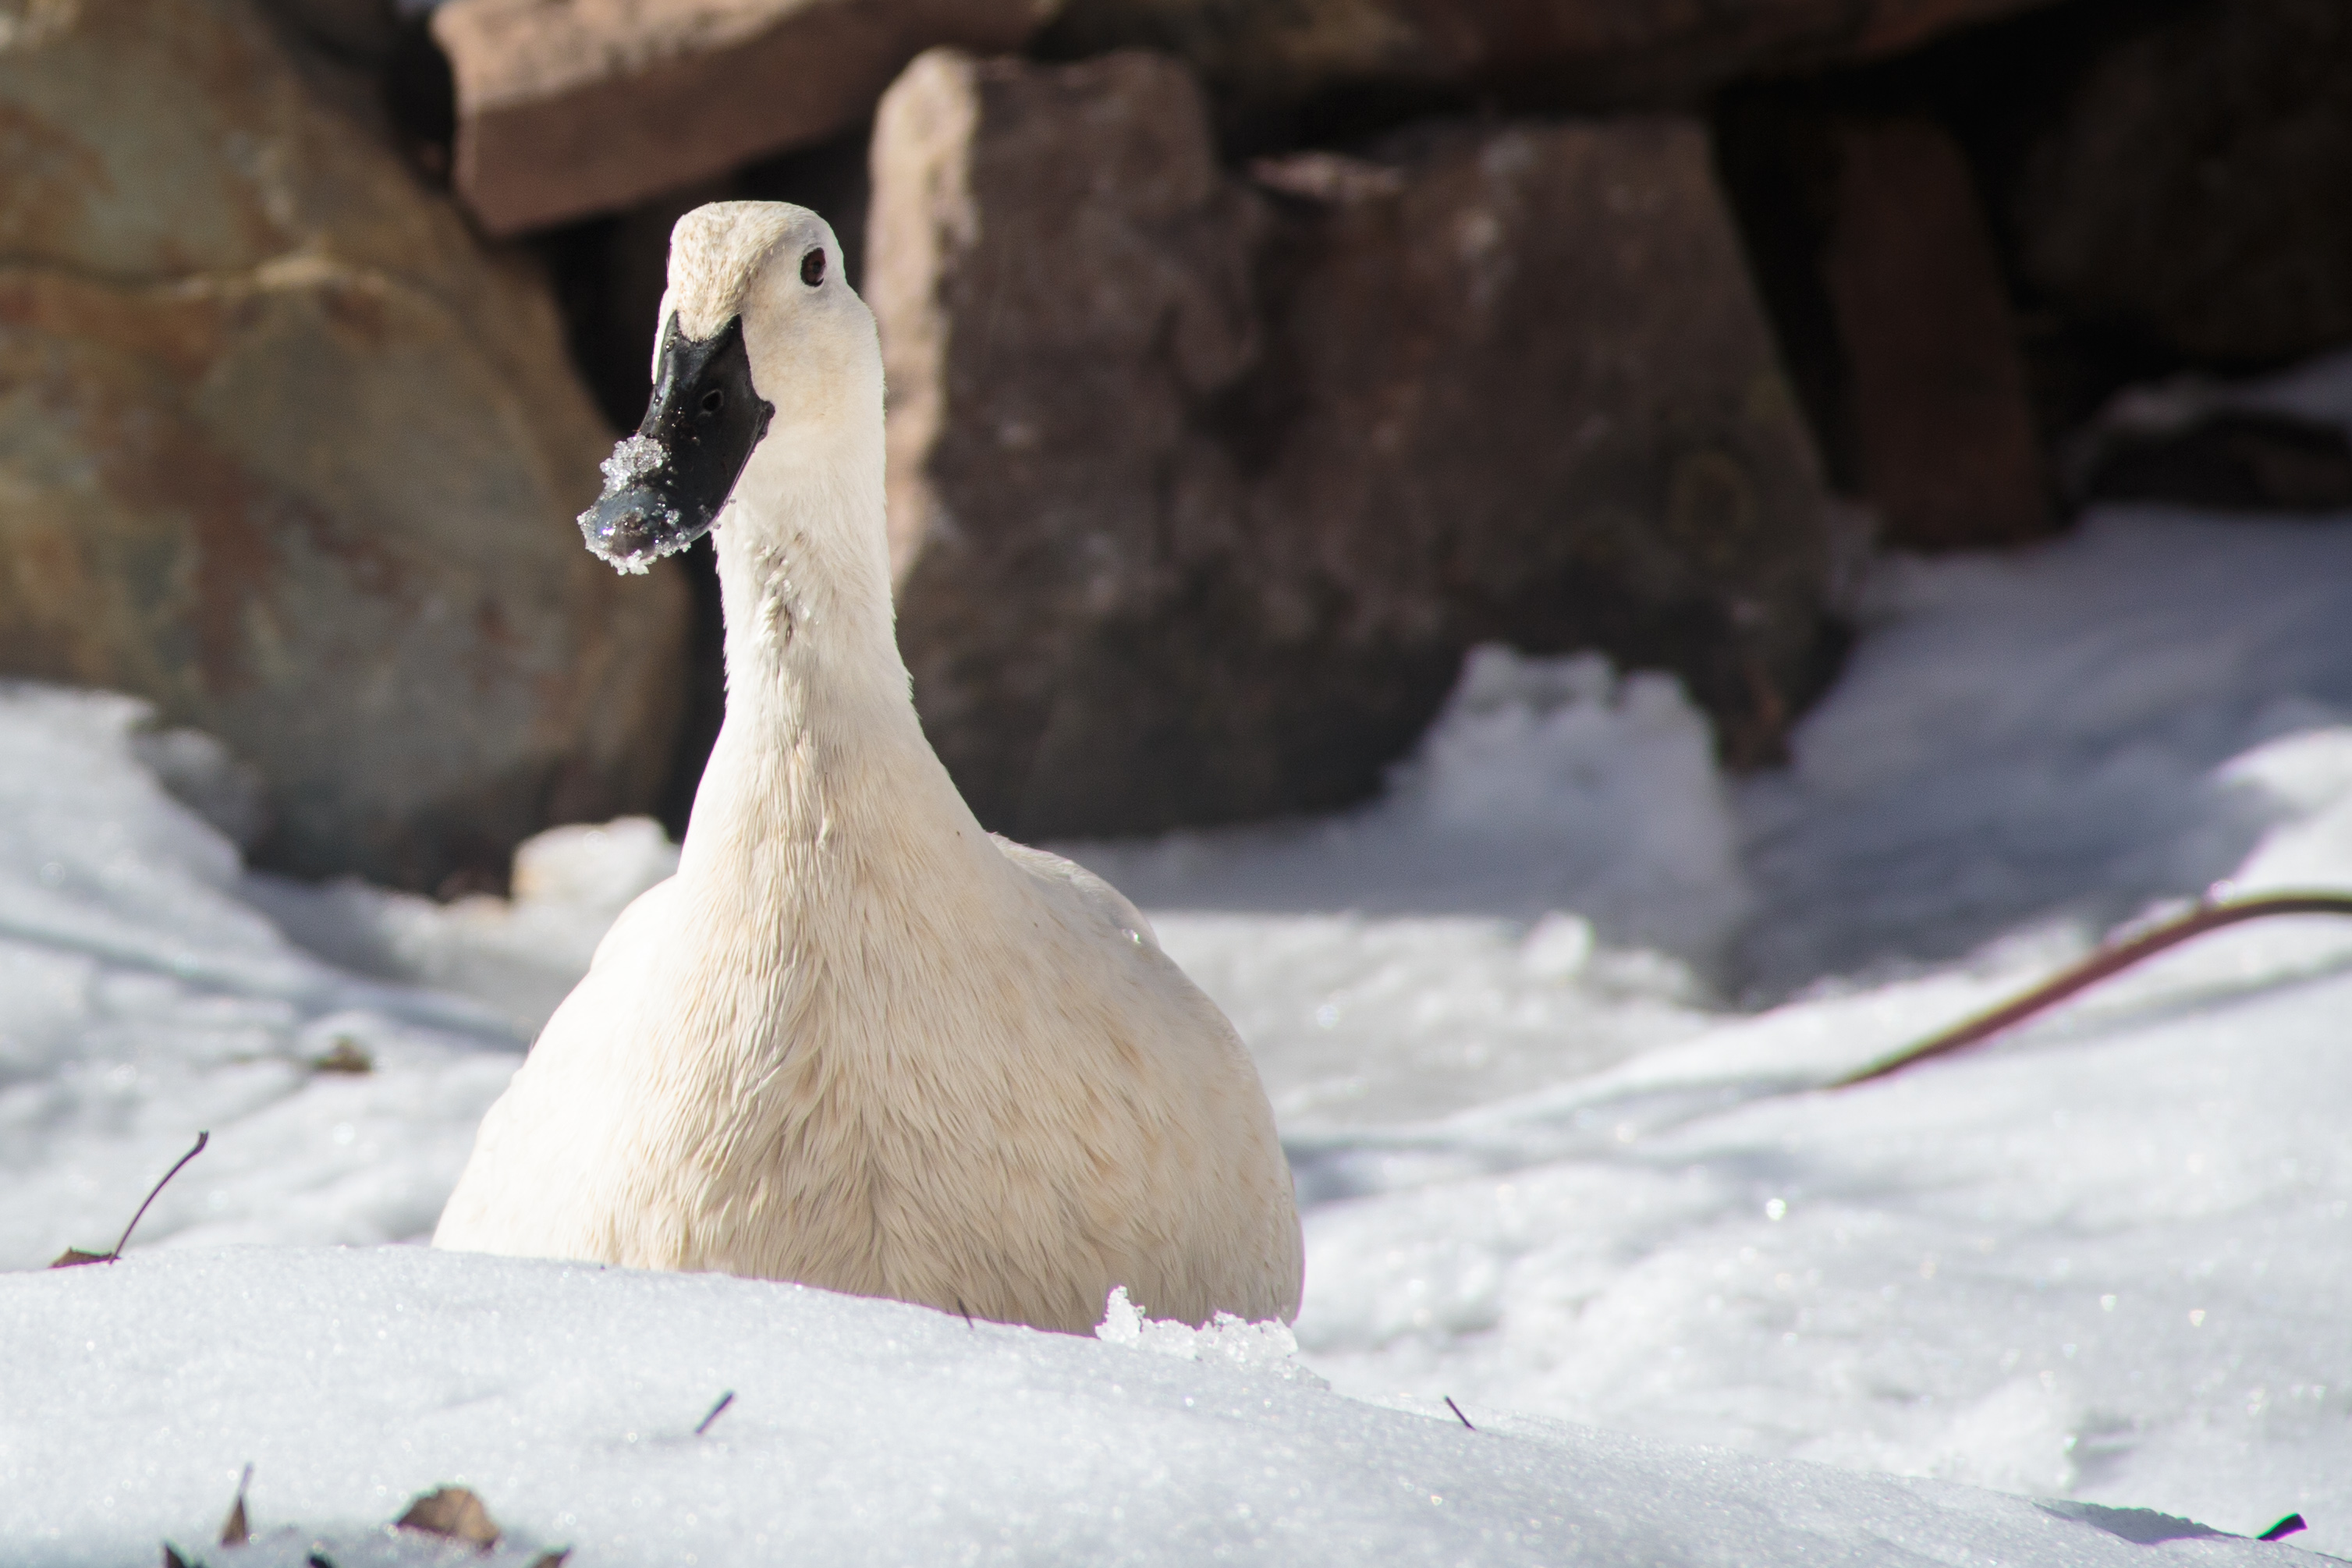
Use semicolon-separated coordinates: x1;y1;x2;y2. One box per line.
676;421;970;919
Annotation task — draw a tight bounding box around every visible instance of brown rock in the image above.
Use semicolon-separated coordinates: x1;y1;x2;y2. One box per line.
1040;0;2066;125
1821;117;2049;549
871;48;1272;835
0;0;689;889
871;49;1836;839
2012;0;2352;367
257;0;397;61
1243;117;1839;775
433;0;1053;236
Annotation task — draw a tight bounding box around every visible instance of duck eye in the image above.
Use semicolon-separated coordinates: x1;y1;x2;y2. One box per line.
700;388;725;417
800;247;827;286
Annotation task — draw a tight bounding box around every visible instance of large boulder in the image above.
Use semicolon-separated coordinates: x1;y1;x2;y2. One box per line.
871;49;1836;840
433;0;1055;235
1243;119;1838;774
1039;0;2066;126
0;0;689;889
2010;0;2352;367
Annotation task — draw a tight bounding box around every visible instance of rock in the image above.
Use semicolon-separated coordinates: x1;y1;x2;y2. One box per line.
871;49;1837;839
871;48;1276;835
2011;0;2352;367
1819;117;2049;549
1039;0;2066;129
257;0;397;62
0;0;689;890
1243;118;1839;775
432;0;1053;236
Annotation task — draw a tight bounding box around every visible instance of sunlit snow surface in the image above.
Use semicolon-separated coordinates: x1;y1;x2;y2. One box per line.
6;505;2352;1559
5;1250;2321;1568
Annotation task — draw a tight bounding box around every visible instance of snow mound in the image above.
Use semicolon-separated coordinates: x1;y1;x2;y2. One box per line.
1740;509;2352;990
0;683;520;1272
247;817;679;1033
0;1247;2319;1568
1067;646;1751;954
1060;647;1742;1126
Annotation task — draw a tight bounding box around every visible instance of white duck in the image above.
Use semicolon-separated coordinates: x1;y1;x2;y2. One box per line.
433;202;1304;1332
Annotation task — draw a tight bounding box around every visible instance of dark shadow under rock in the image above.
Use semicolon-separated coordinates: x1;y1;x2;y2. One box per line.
2080;411;2352;515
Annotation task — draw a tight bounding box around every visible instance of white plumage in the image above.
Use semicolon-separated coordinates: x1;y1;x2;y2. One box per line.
433;202;1304;1332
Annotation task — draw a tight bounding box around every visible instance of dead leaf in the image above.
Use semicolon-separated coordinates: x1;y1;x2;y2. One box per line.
397;1486;500;1546
50;1247;112;1268
220;1463;252;1545
527;1553;570;1568
310;1039;373;1075
161;1545;193;1568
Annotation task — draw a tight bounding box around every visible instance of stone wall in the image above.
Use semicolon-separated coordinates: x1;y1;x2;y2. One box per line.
8;0;2336;864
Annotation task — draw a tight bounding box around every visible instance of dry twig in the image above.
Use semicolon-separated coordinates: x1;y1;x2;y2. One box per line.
1836;892;2352;1087
52;1130;210;1268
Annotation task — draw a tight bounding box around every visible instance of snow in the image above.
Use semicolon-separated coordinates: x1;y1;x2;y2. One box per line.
579;434;685;573
0;686;520;1271
1067;649;1740;1126
0;1249;2324;1566
9;377;2352;1557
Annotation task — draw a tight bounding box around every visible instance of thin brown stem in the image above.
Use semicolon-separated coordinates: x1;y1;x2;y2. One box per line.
1835;893;2352;1087
111;1130;210;1259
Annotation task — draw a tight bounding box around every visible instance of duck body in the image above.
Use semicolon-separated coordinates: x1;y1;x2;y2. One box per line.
434;204;1303;1332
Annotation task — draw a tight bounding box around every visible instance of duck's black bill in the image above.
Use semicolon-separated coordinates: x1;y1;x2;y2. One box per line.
578;314;775;574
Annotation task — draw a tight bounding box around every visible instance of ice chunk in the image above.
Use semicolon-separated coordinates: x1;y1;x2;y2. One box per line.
1094;1286;1322;1383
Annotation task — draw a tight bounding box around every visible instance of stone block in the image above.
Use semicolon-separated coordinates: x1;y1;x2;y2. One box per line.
434;0;1052;235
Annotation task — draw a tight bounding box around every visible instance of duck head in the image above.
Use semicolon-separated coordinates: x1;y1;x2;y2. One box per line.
579;202;877;574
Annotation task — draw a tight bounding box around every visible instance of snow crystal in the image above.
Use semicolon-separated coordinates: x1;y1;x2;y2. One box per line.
597;431;666;490
1094;1285;1322;1382
577;434;680;573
